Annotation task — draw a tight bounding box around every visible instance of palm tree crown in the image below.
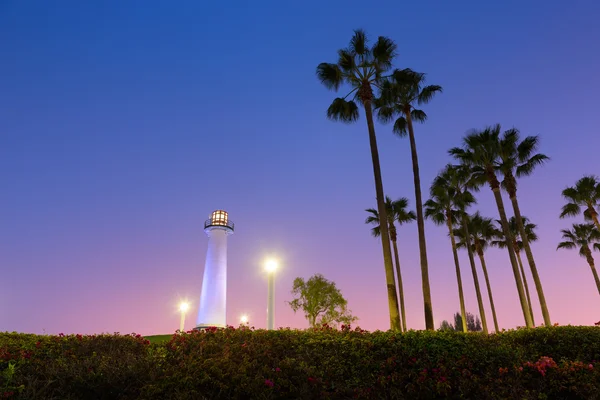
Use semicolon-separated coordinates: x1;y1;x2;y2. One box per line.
455;213;501;253
365;196;416;239
316;29;396;120
375;68;442;133
560;175;600;223
497;128;549;196
449;124;503;189
492;216;539;251
557;223;600;258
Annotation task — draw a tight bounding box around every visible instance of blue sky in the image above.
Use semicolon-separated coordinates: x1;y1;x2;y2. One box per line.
2;0;600;334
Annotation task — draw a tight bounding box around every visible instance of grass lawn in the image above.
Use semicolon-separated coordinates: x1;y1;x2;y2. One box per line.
145;334;173;344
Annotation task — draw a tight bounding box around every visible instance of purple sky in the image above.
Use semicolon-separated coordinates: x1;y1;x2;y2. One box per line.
2;0;600;335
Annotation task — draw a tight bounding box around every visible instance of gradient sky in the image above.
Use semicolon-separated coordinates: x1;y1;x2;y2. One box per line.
2;0;600;335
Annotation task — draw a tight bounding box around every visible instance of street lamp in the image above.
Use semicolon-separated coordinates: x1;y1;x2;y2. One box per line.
264;258;278;330
179;301;190;333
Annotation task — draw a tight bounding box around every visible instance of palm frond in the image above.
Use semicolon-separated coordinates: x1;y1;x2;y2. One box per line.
316;63;343;91
390;68;422;84
326;98;359;123
364;208;379;221
491;239;507;249
418;84;443;105
561;187;580;202
557;241;576;250
349;29;367;56
337;49;356;73
392;117;408;137
516;153;549;177
516;135;541;162
411;109;427;123
371;36;397;72
376;104;397;124
560;203;581;218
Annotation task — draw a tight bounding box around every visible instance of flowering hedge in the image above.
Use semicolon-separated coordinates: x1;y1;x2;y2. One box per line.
1;326;599;399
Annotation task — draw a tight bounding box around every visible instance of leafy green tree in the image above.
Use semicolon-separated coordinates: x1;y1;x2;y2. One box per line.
439;311;482;332
497;128;551;326
366;196;416;332
317;30;401;330
454;312;482;332
455;213;501;333
557;224;600;296
560;175;600;231
288;274;358;327
450;125;533;328
376;68;442;331
438;320;454;331
492;216;538;326
425;164;477;333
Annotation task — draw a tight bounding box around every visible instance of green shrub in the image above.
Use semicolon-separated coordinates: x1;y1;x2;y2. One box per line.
1;326;599;399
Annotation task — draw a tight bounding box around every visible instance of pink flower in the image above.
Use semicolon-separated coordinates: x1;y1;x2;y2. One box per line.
275;367;281;372
308;377;316;383
589;364;594;370
265;379;274;388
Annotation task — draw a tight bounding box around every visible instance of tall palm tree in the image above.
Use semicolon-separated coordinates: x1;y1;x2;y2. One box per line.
317;30;401;330
455;213;501;333
424;164;477;333
375;68;442;330
492;216;538;326
497;128;551;326
366;196;416;332
557;223;600;296
560;175;600;231
449;124;533;328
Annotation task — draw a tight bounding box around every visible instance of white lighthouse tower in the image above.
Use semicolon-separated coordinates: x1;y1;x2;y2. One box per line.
196;210;234;329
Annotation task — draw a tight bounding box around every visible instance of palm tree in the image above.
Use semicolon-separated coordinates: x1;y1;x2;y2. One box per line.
560;175;600;231
492;216;538;326
317;30;401;330
375;68;442;330
557;223;600;296
424;164;476;332
455;213;501;333
450;125;533;328
366;196;416;332
497;128;551;327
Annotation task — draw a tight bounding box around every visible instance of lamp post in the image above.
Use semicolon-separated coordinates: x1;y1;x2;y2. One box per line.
265;259;278;330
179;301;190;333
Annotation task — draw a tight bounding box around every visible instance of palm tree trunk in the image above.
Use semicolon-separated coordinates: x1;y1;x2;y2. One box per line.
515;249;535;326
392;239;407;332
447;216;467;333
510;195;550;326
364;101;401;331
405;110;433;330
585;250;600;296
492;187;533;328
477;248;499;333
590;210;600;232
462;215;488;334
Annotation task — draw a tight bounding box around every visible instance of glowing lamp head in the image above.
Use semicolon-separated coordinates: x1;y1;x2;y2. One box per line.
264;259;278;273
210;210;228;226
240;315;249;324
179;302;190;313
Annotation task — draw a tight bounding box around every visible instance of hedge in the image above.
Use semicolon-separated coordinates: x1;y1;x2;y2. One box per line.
1;326;599;399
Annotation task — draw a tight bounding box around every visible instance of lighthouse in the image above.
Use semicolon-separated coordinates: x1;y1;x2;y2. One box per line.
196;210;234;329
